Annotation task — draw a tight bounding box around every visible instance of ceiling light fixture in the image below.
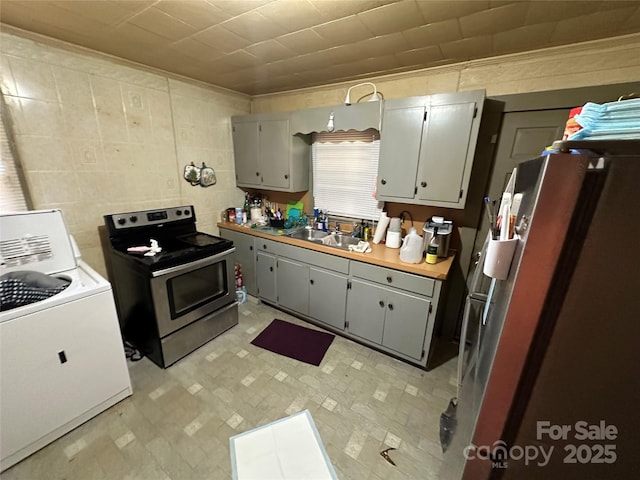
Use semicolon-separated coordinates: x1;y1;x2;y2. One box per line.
327;112;335;132
344;82;380;105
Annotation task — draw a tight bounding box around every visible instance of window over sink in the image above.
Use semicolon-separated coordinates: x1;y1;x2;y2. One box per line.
311;129;383;221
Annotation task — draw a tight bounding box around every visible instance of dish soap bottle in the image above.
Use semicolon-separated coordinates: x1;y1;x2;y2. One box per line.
425;226;439;264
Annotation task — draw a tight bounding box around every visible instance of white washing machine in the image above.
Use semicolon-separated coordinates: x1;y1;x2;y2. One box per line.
0;210;132;472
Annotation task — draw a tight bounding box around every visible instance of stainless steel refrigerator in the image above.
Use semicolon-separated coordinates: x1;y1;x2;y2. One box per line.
439;140;640;480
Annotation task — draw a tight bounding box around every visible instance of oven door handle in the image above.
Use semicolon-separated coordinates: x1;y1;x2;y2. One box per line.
151;247;236;278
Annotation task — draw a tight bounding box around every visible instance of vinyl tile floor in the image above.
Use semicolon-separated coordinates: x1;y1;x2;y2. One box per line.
2;300;457;480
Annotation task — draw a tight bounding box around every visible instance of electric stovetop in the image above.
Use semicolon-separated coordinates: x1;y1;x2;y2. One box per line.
104;205;233;272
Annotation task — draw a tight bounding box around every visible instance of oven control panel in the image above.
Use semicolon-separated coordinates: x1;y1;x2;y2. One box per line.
107;206;195;230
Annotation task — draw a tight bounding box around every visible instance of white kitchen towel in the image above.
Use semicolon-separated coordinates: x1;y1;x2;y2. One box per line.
230;410;337;480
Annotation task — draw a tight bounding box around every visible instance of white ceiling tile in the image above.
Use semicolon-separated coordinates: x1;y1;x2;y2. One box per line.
357;1;426;36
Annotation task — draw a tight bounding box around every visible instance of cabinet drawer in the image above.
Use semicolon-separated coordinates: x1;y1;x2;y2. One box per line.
254;237;281;254
350;261;435;297
278;243;349;274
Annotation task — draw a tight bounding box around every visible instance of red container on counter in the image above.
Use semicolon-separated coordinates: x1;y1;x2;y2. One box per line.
227;207;236;223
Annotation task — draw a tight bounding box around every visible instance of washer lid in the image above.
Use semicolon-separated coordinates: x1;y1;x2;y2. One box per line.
0;209;77;275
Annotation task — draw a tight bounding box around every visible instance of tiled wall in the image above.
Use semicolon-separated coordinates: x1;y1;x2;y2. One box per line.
0;31;250;277
1;28;638;279
251;33;640;112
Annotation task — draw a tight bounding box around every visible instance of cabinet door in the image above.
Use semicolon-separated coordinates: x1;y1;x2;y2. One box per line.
417;102;476;204
277;257;309;315
382;290;430;360
309;267;347;330
232;121;261;187
377;105;424;199
259;119;290;189
220;229;256;296
255;251;277;303
346;279;385;344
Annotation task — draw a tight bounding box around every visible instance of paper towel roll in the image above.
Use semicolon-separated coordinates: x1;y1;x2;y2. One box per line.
373;212;390;244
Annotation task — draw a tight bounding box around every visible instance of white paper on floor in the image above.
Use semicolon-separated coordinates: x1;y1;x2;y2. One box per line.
230;409;337;480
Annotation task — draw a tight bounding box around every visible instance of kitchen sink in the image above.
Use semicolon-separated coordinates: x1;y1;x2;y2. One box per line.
288;228;329;242
288;229;363;251
324;234;362;249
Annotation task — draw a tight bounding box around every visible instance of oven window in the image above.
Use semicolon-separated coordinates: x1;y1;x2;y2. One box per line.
167;261;227;318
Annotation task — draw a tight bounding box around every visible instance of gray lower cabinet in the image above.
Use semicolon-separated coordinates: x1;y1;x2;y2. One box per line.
347;262;441;365
276;247;349;331
277;257;309;315
346;279;430;360
345;279;385;343
309;267;348;330
219;227;256;296
221;229;441;367
255;250;276;303
382;289;431;361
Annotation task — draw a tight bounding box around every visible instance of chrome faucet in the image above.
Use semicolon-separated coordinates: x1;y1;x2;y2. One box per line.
335;222;341;234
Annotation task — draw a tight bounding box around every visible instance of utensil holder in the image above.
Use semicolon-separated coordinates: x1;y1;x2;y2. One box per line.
483;238;518;280
269;219;285;228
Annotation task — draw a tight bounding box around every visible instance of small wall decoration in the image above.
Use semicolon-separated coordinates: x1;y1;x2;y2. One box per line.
183;162;200;185
200;163;216;187
183;162;216;187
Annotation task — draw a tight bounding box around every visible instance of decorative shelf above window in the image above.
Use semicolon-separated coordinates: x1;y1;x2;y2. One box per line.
291;102;382;135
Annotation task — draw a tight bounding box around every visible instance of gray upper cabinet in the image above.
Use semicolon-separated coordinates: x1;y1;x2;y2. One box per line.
376;104;425;199
376;89;485;208
231;113;310;192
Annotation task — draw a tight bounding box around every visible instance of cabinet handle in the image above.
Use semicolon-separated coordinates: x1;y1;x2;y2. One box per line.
256;171;260;176
263;244;267;249
284;174;289;179
421;181;427;188
379;300;385;307
269;266;273;272
249;245;253;251
386;276;392;283
381;178;387;185
388;304;394;311
310;279;314;285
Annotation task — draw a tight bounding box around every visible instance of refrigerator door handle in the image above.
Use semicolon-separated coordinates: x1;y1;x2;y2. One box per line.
457;232;492;393
458;293;489;391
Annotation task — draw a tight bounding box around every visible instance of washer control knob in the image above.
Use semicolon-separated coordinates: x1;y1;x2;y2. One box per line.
184;209;191;216
117;218;126;225
176;210;182;216
129;215;138;223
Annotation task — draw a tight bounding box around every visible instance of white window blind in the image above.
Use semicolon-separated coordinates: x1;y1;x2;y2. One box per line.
312;129;383;220
1;97;29;213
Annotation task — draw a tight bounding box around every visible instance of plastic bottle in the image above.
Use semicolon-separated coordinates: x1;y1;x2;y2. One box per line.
425;226;439;264
243;192;250;219
400;227;423;263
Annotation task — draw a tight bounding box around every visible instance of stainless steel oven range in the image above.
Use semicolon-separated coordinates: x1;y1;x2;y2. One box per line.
104;205;237;368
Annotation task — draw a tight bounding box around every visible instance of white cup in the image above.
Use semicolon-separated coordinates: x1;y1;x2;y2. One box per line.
385;230;401;248
483;238;518;280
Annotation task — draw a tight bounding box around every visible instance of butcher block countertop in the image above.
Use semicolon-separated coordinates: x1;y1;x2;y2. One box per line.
217;222;454;281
